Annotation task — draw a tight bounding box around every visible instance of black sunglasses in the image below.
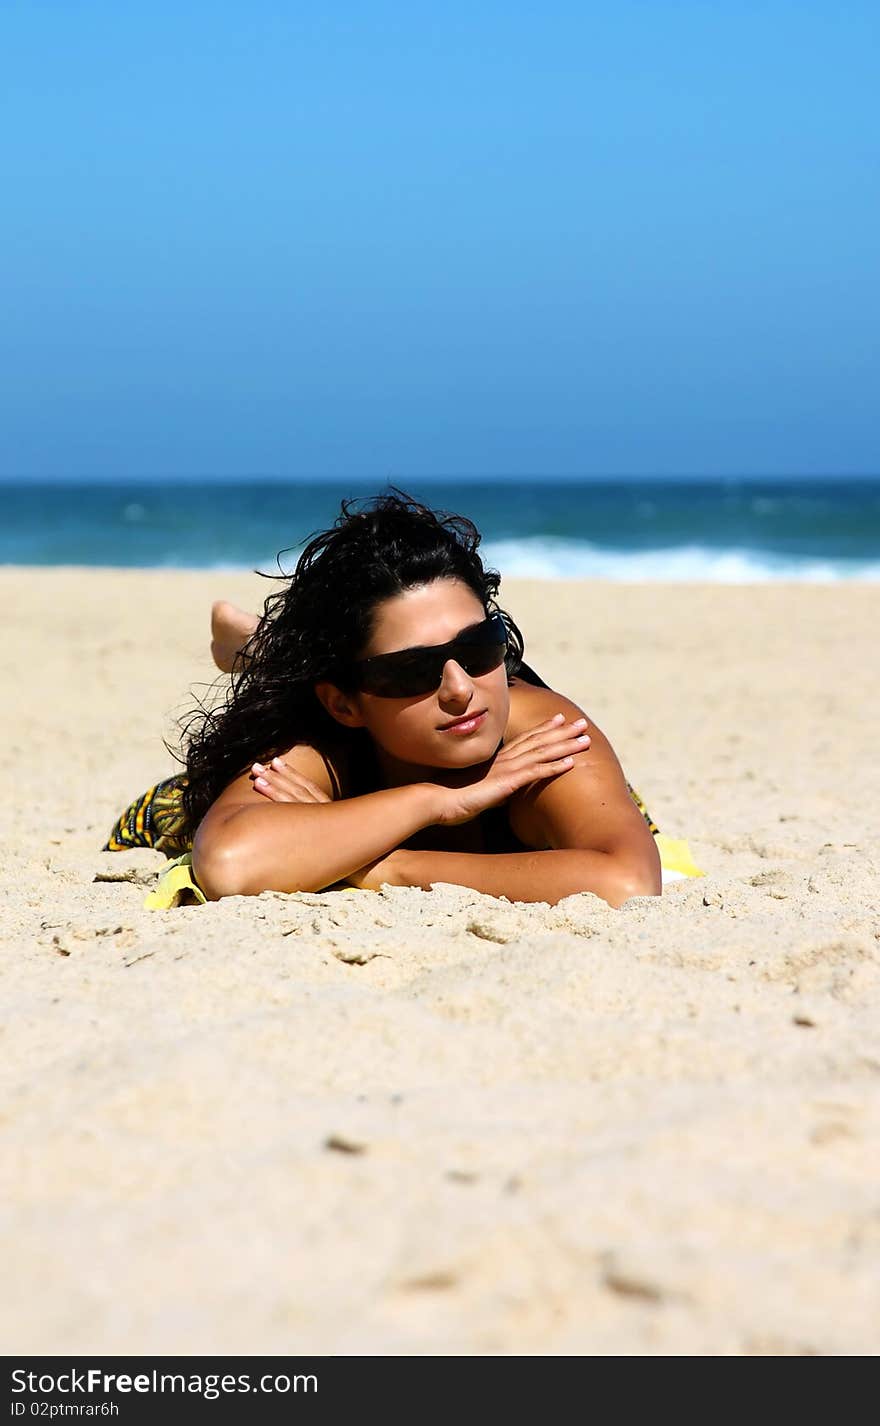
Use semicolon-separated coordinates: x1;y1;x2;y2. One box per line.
350;612;509;698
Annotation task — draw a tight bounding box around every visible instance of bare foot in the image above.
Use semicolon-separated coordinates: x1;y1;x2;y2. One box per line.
211;601;260;673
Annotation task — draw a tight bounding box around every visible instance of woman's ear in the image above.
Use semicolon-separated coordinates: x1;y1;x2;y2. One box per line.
313;680;367;729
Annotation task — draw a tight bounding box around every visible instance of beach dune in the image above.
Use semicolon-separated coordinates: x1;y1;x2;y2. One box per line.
2;569;878;1354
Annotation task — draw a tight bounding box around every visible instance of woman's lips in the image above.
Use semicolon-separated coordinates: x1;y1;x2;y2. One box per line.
438;709;488;735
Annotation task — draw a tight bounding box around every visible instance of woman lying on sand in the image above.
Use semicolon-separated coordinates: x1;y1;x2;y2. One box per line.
149;488;661;911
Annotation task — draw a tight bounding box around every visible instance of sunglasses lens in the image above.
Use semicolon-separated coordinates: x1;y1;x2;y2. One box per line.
455;643;507;680
358;615;508;697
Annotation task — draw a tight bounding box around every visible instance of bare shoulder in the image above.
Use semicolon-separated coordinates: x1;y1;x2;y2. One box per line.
504;677;653;861
505;675;574;738
280;736;350;800
507;675;624;765
505;676;603;748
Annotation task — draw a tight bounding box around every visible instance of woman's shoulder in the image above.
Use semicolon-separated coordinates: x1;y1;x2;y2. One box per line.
505;672;571;736
275;732;354;800
503;675;596;850
506;673;625;773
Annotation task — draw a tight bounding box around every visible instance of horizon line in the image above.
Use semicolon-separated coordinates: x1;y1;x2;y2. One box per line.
1;471;879;484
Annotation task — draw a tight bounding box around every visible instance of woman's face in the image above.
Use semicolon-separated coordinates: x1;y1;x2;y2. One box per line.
319;577;511;782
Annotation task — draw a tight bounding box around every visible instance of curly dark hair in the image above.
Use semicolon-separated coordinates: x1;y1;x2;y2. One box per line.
169;487;526;839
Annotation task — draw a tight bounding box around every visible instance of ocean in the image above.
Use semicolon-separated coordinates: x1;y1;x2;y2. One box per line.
2;476;878;581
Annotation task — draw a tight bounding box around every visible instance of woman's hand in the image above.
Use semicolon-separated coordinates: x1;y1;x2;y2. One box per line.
250;757;332;805
433;714;591;827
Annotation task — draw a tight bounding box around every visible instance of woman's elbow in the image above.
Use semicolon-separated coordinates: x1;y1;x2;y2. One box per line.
608;860;663;909
188;836;254;899
192;822;269;901
596;844;662;909
613;873;662;908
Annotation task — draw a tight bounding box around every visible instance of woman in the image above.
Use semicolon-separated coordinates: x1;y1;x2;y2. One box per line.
109;490;665;909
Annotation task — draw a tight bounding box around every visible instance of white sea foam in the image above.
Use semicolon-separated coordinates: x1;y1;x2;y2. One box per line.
479;538;880;583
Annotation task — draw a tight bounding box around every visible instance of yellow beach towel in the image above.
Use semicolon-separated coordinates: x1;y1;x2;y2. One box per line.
655;834;705;883
142;853;209;910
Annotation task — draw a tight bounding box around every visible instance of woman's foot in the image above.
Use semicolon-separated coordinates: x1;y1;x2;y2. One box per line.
210;601;260;673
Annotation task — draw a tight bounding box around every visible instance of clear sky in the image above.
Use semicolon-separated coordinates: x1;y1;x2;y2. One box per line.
2;1;877;479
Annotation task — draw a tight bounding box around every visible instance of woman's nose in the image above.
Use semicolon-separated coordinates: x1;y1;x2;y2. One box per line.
438;659;474;700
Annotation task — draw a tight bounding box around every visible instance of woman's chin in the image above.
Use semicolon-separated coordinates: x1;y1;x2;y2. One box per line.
426;724;499;765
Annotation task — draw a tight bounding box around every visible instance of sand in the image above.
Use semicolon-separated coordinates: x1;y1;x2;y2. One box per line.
2;567;878;1356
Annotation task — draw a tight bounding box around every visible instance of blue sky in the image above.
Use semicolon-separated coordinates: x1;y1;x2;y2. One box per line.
2;1;877;479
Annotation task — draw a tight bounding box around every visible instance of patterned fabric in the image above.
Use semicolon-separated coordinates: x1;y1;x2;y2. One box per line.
626;781;660;836
103;774;191;858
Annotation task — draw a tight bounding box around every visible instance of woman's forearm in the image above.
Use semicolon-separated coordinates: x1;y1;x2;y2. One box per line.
391;847;662;909
193;783;445;899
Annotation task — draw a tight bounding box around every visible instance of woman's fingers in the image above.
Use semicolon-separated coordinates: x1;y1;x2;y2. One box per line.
503;714;590;755
281;763;333;801
489;717;591;804
253;779;286;801
501;727;591;767
529;733;591;769
250;760;331;803
251;764;292;801
502;730;591;793
504;714;568;747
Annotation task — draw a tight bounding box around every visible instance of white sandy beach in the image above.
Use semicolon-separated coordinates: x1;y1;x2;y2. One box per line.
2;568;878;1355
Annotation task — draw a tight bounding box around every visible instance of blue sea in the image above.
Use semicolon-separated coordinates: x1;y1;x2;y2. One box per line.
2;476;879;581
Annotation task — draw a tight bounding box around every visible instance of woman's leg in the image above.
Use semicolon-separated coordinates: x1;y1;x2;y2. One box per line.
211;601;260;673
